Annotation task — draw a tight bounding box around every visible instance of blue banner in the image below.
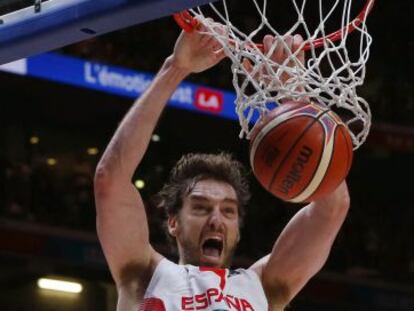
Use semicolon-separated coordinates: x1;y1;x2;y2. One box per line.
7;53;240;122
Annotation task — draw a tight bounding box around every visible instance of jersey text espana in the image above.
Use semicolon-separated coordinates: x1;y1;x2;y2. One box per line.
139;258;269;311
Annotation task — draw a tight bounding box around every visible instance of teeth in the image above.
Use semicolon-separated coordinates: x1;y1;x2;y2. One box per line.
205;237;222;242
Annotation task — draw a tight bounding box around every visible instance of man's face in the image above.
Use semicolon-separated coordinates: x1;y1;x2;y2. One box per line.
168;179;240;268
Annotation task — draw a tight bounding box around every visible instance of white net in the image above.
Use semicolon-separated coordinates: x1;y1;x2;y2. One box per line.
185;0;374;149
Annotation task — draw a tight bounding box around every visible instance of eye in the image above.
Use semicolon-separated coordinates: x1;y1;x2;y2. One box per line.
192;204;209;214
223;207;237;217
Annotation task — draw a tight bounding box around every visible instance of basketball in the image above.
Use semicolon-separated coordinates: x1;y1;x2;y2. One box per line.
249;101;353;203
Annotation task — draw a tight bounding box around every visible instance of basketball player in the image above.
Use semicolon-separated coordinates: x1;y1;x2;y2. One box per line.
94;23;350;311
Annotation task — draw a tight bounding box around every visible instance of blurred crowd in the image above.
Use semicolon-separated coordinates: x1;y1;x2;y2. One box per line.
1;150;414;285
1;155;95;230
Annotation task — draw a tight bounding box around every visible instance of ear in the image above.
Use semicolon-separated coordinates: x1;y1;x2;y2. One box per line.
167;215;178;237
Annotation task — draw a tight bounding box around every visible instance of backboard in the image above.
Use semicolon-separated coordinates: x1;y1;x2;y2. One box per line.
0;0;216;65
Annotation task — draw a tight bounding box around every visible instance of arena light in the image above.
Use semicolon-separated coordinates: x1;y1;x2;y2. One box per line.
87;147;99;155
151;134;160;142
37;278;83;293
134;179;145;189
30;136;39;144
47;158;57;166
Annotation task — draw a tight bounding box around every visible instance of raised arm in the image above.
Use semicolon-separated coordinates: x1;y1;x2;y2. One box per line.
245;34;350;309
251;182;350;309
94;26;225;287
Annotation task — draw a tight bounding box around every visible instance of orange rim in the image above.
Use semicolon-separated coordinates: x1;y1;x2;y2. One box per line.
173;11;200;33
174;0;375;51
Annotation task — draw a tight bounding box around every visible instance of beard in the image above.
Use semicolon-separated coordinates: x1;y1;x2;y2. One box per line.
178;236;238;268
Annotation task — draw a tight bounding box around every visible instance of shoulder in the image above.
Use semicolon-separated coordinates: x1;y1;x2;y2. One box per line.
248;257;291;309
226;268;264;292
117;251;164;294
145;257;189;289
151;257;185;279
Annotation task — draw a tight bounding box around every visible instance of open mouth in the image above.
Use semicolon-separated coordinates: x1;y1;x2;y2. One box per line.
202;238;223;258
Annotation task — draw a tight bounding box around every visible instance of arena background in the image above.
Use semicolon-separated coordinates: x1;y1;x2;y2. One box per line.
0;0;413;310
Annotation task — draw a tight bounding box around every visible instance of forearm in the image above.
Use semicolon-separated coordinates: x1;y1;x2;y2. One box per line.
94;57;189;281
263;182;350;302
97;56;189;180
96;25;226;180
282;182;350;265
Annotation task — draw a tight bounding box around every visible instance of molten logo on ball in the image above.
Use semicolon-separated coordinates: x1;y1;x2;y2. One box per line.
250;102;353;203
264;146;281;167
278;145;313;195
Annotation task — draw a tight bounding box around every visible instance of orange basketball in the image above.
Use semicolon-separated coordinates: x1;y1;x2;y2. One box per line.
249;101;353;203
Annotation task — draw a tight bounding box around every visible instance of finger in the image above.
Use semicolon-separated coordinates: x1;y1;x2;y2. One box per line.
200;34;215;48
266;35;283;64
293;34;305;65
213;48;226;62
198;19;224;47
212;22;227;36
283;35;293;59
196;22;206;33
263;34;274;55
213;40;224;52
190;23;208;46
196;18;213;44
242;58;254;73
205;35;224;53
292;34;303;52
197;17;213;31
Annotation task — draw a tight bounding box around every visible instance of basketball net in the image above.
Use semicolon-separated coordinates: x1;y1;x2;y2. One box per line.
175;0;375;149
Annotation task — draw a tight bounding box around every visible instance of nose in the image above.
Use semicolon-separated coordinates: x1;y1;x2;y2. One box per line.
207;207;224;231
